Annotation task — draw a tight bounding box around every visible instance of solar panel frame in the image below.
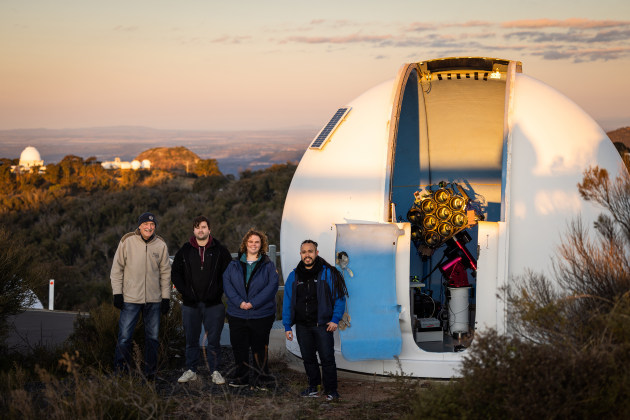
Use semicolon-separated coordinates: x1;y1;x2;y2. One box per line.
309;107;352;150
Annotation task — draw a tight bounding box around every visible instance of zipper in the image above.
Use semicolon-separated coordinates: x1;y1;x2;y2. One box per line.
306;275;310;321
205;250;217;296
183;252;199;301
145;242;148;303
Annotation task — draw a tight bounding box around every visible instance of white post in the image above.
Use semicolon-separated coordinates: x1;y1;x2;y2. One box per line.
48;279;54;311
269;244;277;266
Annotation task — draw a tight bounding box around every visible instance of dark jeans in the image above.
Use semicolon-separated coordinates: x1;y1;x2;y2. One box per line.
114;302;160;376
295;323;337;393
228;314;275;384
182;302;225;372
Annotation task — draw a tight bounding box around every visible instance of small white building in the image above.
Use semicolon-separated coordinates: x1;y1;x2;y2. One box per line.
101;157;150;170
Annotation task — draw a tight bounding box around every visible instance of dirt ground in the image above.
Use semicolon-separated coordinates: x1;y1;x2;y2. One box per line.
148;346;433;419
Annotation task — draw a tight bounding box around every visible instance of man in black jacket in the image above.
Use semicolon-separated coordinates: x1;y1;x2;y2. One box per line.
171;216;232;384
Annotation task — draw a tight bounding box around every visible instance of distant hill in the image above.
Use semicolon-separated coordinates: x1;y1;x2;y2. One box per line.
607;127;630;149
136;146;200;172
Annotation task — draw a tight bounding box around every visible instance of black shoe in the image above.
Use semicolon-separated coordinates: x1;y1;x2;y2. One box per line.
325;390;340;401
300;386;320;397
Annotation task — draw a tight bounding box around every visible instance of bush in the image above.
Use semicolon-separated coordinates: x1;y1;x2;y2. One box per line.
0;228;45;341
1;353;171;420
69;299;185;371
407;165;630;419
409;326;630;419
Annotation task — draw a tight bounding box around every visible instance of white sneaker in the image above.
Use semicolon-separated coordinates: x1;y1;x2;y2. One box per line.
177;369;197;383
211;370;226;385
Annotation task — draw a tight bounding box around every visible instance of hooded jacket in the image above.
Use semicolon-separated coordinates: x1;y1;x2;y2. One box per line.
223;254;279;319
282;262;346;331
110;230;171;304
171;236;232;307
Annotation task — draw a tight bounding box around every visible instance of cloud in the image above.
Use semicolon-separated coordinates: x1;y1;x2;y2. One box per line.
406;22;437;32
406;20;492;32
277;18;630;63
532;46;630;62
505;28;630;44
114;25;139;32
505;30;588;43
442;20;494;28
286;33;393;45
308;19;357;29
589;29;630;43
502;18;630;29
211;35;252;44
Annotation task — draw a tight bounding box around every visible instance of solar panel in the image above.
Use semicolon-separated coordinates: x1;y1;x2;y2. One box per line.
309;107;351;150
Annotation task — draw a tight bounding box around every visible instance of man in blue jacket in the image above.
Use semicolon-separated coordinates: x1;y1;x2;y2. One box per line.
282;239;348;401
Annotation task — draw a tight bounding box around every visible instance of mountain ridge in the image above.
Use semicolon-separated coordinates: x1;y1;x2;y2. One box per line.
2;125;628;176
0;126;315;176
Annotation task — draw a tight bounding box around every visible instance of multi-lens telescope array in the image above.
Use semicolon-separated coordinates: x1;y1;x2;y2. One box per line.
407;182;481;250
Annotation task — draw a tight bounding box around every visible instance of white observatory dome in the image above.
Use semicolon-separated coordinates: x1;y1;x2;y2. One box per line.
19;146;44;168
280;56;625;379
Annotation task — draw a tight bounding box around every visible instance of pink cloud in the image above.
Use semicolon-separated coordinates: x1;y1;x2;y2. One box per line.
287;33;393;44
442;20;493;28
211;35;252;44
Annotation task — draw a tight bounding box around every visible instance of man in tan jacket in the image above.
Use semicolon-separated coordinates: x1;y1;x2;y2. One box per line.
111;212;171;379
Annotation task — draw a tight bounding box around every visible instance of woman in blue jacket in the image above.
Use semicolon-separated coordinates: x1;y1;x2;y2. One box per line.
223;228;279;388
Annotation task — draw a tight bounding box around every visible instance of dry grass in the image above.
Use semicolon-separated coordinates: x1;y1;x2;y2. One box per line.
0;346;420;420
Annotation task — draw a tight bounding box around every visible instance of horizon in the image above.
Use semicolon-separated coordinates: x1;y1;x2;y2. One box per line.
0;126;317;175
1;1;629;133
1;123;628;169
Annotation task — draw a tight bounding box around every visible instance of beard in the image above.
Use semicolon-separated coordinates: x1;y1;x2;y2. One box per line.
195;233;209;241
302;255;317;269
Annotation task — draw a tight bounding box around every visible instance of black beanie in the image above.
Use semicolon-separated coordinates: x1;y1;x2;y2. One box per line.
138;212;157;227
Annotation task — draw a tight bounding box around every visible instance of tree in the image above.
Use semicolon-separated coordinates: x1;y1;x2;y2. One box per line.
193;158;222;177
0;228;45;341
0;162;15;194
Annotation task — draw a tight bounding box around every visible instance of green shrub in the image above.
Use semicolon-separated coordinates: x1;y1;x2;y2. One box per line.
69;299;185;371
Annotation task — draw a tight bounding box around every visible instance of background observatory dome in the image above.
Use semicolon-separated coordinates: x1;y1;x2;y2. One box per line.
19;146;44;167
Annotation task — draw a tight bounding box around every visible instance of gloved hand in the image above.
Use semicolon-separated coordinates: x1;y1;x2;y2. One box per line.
113;294;124;310
161;298;170;315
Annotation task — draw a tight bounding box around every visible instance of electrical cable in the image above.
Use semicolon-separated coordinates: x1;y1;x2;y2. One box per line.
420;253;447;283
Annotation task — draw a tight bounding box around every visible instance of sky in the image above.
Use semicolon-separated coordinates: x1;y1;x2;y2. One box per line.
1;0;629;132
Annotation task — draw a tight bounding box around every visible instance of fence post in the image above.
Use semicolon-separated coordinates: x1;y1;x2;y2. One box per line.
268;244;277;266
48;279;54;310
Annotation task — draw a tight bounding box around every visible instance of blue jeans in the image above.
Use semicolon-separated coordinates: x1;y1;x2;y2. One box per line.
182;302;225;372
295;324;337;393
114;302;161;376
